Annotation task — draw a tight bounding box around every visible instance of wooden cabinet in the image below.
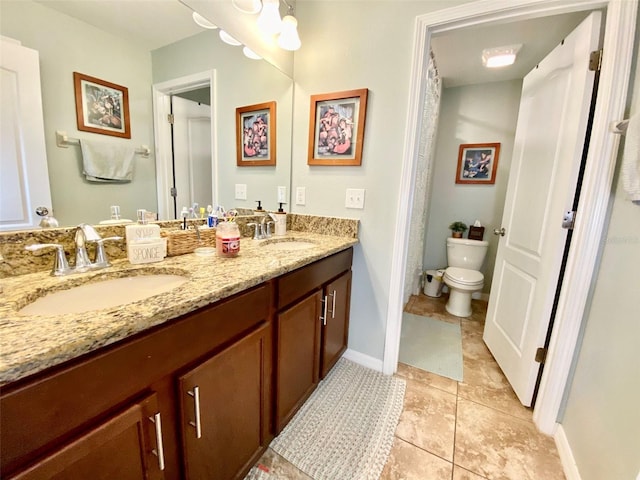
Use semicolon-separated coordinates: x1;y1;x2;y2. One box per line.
1;284;271;480
10;393;164;480
179;323;271;480
320;270;352;379
274;248;353;432
0;248;353;479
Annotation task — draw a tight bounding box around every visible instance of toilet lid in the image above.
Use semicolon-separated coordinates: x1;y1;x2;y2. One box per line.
445;267;484;285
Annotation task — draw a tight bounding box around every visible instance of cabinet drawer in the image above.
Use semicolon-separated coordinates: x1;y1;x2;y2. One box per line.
1;284;271;476
277;248;353;309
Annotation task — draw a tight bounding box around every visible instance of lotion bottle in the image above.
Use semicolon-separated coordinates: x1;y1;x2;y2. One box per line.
274;203;287;236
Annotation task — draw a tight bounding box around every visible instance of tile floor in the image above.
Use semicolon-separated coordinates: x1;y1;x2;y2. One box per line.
253;294;566;480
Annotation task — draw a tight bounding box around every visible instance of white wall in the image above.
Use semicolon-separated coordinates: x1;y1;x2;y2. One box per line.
0;1;156;226
423;80;522;293
292;1;471;361
559;18;640;478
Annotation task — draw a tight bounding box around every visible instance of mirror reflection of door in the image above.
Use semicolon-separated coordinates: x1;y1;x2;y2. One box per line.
171;91;212;219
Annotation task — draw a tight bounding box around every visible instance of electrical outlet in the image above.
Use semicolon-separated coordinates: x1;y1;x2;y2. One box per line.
345;188;365;209
235;183;247;200
296;187;306;205
277;186;287;204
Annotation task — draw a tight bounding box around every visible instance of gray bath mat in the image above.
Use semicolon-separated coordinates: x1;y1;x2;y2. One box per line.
399;312;463;381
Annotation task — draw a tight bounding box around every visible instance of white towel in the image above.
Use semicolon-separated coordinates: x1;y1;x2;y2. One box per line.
80;139;135;182
620;114;640;205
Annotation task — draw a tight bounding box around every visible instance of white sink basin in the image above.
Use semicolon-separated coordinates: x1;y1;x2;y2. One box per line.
19;274;188;316
259;239;318;251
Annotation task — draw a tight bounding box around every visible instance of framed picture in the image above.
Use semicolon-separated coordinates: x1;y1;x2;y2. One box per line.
456;143;501;184
236;101;276;166
308;88;368;166
73;72;131;138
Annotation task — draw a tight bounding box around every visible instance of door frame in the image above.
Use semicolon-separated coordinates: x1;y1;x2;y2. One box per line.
152;70;217;220
384;0;637;435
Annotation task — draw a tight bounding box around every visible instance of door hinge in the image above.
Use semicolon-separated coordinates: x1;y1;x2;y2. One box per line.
170;187;177;197
562;210;576;230
167;114;174;124
535;347;547;364
589;49;602;72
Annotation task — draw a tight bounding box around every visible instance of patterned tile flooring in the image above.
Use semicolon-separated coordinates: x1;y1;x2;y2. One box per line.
253;294;566;480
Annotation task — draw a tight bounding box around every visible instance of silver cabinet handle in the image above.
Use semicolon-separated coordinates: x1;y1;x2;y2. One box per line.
187;386;202;439
320;295;328;326
149;413;166;471
494;227;506;236
328;290;337;319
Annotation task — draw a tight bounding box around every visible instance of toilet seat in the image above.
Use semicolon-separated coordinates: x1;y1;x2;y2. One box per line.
444;267;484;286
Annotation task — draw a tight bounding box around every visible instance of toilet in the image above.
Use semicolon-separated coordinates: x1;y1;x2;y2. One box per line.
443;238;489;317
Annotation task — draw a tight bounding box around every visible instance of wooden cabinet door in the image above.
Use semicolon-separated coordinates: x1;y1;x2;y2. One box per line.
275;290;322;432
179;323;270;480
11;393;164;480
320;271;352;379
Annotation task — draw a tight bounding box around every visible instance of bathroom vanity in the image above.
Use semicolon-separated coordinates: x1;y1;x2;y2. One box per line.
0;229;356;480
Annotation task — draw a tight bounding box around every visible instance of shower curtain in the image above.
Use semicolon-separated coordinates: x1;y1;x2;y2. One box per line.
403;51;442;301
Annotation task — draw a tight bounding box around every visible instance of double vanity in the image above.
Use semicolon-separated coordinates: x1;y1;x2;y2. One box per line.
0;215;358;479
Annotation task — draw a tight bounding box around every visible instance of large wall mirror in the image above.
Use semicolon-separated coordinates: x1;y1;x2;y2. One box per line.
0;0;293;229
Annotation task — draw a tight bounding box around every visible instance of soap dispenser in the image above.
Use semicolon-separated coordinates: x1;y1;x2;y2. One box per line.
274;203;287;236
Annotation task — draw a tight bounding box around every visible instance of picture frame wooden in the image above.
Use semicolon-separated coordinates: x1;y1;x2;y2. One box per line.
455;143;501;184
307;88;368;166
236;101;276;166
73;72;131;138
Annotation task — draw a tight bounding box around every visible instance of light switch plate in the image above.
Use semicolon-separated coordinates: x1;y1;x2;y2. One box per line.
296;187;306;206
235;184;247;200
345;188;365;209
277;186;287;203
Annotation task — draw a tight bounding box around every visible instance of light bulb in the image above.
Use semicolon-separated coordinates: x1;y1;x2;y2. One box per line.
278;15;301;51
232;0;262;14
219;30;242;46
192;12;217;29
257;0;282;36
243;46;262;60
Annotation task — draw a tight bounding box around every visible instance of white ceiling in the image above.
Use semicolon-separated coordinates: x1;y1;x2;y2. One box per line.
35;1;592;87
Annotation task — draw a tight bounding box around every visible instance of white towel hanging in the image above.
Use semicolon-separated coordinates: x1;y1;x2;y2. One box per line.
80;139;135;182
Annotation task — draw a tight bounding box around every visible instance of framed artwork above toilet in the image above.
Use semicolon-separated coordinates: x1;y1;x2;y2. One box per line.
455;142;500;184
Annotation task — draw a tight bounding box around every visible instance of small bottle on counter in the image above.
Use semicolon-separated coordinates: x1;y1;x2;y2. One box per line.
274;203;287;236
216;221;240;258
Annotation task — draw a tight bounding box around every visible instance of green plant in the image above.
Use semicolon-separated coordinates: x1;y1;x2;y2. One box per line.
448;221;468;233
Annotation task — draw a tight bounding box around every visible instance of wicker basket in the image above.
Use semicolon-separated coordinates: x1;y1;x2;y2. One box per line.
161;228;216;256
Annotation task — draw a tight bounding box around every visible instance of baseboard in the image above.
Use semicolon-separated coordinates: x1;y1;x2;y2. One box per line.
555;425;582;480
342;348;384;373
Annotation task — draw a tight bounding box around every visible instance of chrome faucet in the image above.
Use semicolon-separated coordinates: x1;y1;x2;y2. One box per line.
25;224;122;276
248;214;277;240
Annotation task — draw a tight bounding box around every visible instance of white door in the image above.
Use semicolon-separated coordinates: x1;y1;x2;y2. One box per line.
172;95;212;216
483;12;602;406
0;37;52;230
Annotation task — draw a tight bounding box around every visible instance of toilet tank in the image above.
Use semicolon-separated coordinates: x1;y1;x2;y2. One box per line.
446;238;489;270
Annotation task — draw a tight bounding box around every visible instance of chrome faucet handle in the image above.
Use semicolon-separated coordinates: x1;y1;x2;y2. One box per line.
91;236;123;268
246;222;262;240
265;221;275;238
25;243;72;276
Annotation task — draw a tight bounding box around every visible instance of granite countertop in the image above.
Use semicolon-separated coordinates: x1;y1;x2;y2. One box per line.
0;232;358;386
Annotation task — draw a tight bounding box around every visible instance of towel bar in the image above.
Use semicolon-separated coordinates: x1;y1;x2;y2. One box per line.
55;130;150;157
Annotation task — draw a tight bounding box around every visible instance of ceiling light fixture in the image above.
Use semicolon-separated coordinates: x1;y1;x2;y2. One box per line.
257;0;282;36
277;7;301;51
242;46;262;60
482;44;522;68
219;30;242;46
192;12;217;29
232;0;262;14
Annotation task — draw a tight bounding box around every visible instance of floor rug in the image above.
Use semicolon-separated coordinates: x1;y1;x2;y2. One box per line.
270;358;406;480
399;312;463;381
